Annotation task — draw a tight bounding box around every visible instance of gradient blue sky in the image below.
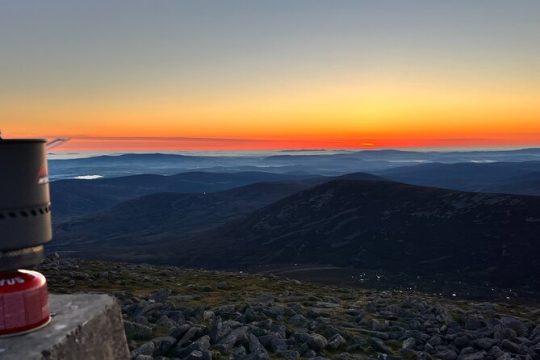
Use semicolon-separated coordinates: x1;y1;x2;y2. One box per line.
1;1;539;150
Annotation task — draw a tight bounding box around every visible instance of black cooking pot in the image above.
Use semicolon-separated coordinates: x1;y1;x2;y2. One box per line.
0;139;52;270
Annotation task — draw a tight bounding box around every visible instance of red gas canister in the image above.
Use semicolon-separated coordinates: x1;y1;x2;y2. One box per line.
0;270;50;337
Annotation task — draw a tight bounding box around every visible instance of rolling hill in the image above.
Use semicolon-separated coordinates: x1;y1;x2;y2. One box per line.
51;173;384;248
173;179;540;287
50;171;318;220
51;180;318;252
51;175;540;288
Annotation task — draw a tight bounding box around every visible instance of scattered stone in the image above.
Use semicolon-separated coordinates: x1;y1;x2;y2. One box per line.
131;341;155;357
501;339;521;353
184;350;204;360
248;334;270;359
401;348;418;360
156;314;176;329
327;334;347;350
488;346;504;358
216;326;249;352
232;345;247;359
69;271;91;280
289;314;309;327
302;349;317;358
215;304;236;316
436;348;457;360
294;332;328;352
494;324;517;340
172;335;211;359
460;346;476;356
203;310;215;321
279;350;300;360
424;342;435;353
175;327;202;349
473;337;498;350
464;316;485;330
459;350;487;360
125;321;153;340
454;335;469;349
133;355;154;360
529;325;540;341
369;337;392;354
428;335;442;346
500;316;529;337
170;324;191;339
36;257;540;360
307;333;328;352
152;336;176;355
402;337;416;350
357;328;390;340
151;288;172;303
259;334;287;352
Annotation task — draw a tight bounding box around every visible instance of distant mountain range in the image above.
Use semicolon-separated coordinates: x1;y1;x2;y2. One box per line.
51;176;540;288
48;148;540;180
378;161;540;195
51;159;540;224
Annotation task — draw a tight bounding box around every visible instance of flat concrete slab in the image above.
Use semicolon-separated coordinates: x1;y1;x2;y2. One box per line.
0;293;129;360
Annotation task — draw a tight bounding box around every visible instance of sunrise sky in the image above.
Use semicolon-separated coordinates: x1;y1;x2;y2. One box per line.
1;1;539;151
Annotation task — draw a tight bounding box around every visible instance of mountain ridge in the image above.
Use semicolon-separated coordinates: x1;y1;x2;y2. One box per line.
51;171;320;219
53;176;540;289
171;179;540;288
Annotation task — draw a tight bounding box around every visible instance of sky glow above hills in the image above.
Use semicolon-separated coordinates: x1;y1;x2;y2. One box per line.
1;1;539;151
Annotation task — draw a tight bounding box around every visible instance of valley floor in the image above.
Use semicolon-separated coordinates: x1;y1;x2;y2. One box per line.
38;257;540;360
251;265;534;304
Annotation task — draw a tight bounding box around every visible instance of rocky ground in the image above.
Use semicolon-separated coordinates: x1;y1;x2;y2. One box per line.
38;256;540;360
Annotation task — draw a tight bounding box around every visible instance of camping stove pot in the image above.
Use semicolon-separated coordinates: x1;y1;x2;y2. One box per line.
0;139;52;271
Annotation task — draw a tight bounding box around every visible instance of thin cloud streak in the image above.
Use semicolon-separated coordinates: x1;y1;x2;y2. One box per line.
51;135;269;143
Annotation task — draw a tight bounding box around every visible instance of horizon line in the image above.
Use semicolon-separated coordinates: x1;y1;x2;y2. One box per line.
48;145;540;154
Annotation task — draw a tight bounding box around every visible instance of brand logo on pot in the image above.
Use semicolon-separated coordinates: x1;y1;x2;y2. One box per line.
37;164;49;185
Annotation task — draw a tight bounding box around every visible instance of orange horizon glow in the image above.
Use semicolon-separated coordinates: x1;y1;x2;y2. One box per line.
3;133;540;152
4;83;540;151
2;2;539;152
